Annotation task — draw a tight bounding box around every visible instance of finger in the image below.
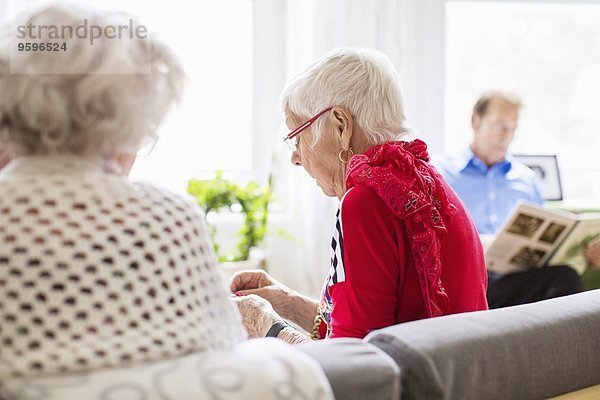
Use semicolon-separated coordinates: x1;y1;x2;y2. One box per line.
229;270;262;292
235;288;267;298
230;269;270;292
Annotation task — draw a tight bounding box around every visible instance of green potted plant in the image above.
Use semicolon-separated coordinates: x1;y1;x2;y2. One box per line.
187;171;272;275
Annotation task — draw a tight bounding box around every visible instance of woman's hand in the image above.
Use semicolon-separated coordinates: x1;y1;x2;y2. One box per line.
230;270;293;318
233;294;282;338
230;270;318;332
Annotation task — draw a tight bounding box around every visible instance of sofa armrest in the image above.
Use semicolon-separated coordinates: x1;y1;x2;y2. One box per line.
297;338;400;400
366;290;600;400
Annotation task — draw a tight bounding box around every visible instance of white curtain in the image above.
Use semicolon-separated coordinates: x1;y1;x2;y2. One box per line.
0;0;432;298
256;0;417;297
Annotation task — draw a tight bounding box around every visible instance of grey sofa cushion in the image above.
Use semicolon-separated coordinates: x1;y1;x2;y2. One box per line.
298;338;400;400
366;290;600;400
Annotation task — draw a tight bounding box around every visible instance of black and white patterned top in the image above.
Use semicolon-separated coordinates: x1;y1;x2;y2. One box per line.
329;207;346;285
319;191;350;335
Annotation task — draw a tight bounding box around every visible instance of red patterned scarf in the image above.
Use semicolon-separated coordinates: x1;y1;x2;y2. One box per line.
345;139;457;317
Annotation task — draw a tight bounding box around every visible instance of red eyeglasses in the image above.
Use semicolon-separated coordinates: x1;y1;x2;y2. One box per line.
283;107;333;151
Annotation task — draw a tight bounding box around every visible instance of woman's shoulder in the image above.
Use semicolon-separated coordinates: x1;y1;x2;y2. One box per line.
341;185;397;222
131;181;206;219
0;171;207;230
342;184;381;205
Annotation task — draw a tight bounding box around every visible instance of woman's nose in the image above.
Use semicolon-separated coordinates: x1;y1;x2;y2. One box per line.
290;150;302;166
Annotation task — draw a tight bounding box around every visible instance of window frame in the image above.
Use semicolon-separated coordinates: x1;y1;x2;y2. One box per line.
413;0;600;203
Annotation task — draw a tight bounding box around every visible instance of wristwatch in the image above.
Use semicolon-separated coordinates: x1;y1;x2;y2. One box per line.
265;320;291;338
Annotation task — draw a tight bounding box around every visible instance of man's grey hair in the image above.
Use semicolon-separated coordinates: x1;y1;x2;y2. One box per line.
281;47;408;146
0;4;184;157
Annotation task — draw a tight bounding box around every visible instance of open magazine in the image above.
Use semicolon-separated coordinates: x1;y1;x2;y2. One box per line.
485;201;600;274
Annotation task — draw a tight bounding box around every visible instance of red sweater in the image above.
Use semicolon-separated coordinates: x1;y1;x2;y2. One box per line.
318;141;488;339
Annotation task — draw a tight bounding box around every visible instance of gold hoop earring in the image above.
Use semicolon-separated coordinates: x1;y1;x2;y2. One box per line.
338;148;355;164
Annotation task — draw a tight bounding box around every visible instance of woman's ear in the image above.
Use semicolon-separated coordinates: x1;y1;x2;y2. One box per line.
0;146;12;170
331;106;353;148
107;152;137;177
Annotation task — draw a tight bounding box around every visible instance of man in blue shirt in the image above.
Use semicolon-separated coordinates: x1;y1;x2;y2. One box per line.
436;91;582;308
439;149;543;235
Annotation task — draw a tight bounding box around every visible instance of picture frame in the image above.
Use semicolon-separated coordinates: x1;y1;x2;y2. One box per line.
512;154;563;201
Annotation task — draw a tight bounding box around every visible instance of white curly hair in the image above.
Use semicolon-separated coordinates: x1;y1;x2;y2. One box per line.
0;3;184;157
281;47;408;147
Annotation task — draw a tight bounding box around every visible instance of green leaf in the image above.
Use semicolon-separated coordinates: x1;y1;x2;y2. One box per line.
187;171;273;262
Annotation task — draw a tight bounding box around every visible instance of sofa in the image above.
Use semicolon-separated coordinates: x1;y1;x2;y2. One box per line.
298;289;600;400
4;291;598;400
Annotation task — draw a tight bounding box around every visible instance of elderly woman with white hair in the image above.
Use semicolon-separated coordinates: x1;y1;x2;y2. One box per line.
0;4;333;399
232;48;489;343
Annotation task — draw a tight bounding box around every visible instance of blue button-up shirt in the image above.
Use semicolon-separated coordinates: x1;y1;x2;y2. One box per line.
434;147;544;235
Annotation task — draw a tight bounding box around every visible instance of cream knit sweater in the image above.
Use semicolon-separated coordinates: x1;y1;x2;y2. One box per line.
0;155;246;380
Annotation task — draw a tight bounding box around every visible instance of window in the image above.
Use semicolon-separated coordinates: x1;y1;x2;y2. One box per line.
123;0;254;194
2;0;254;194
445;1;600;203
59;0;255;195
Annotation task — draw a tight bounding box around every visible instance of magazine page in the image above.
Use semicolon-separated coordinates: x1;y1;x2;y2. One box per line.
485;202;577;274
547;216;600;274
